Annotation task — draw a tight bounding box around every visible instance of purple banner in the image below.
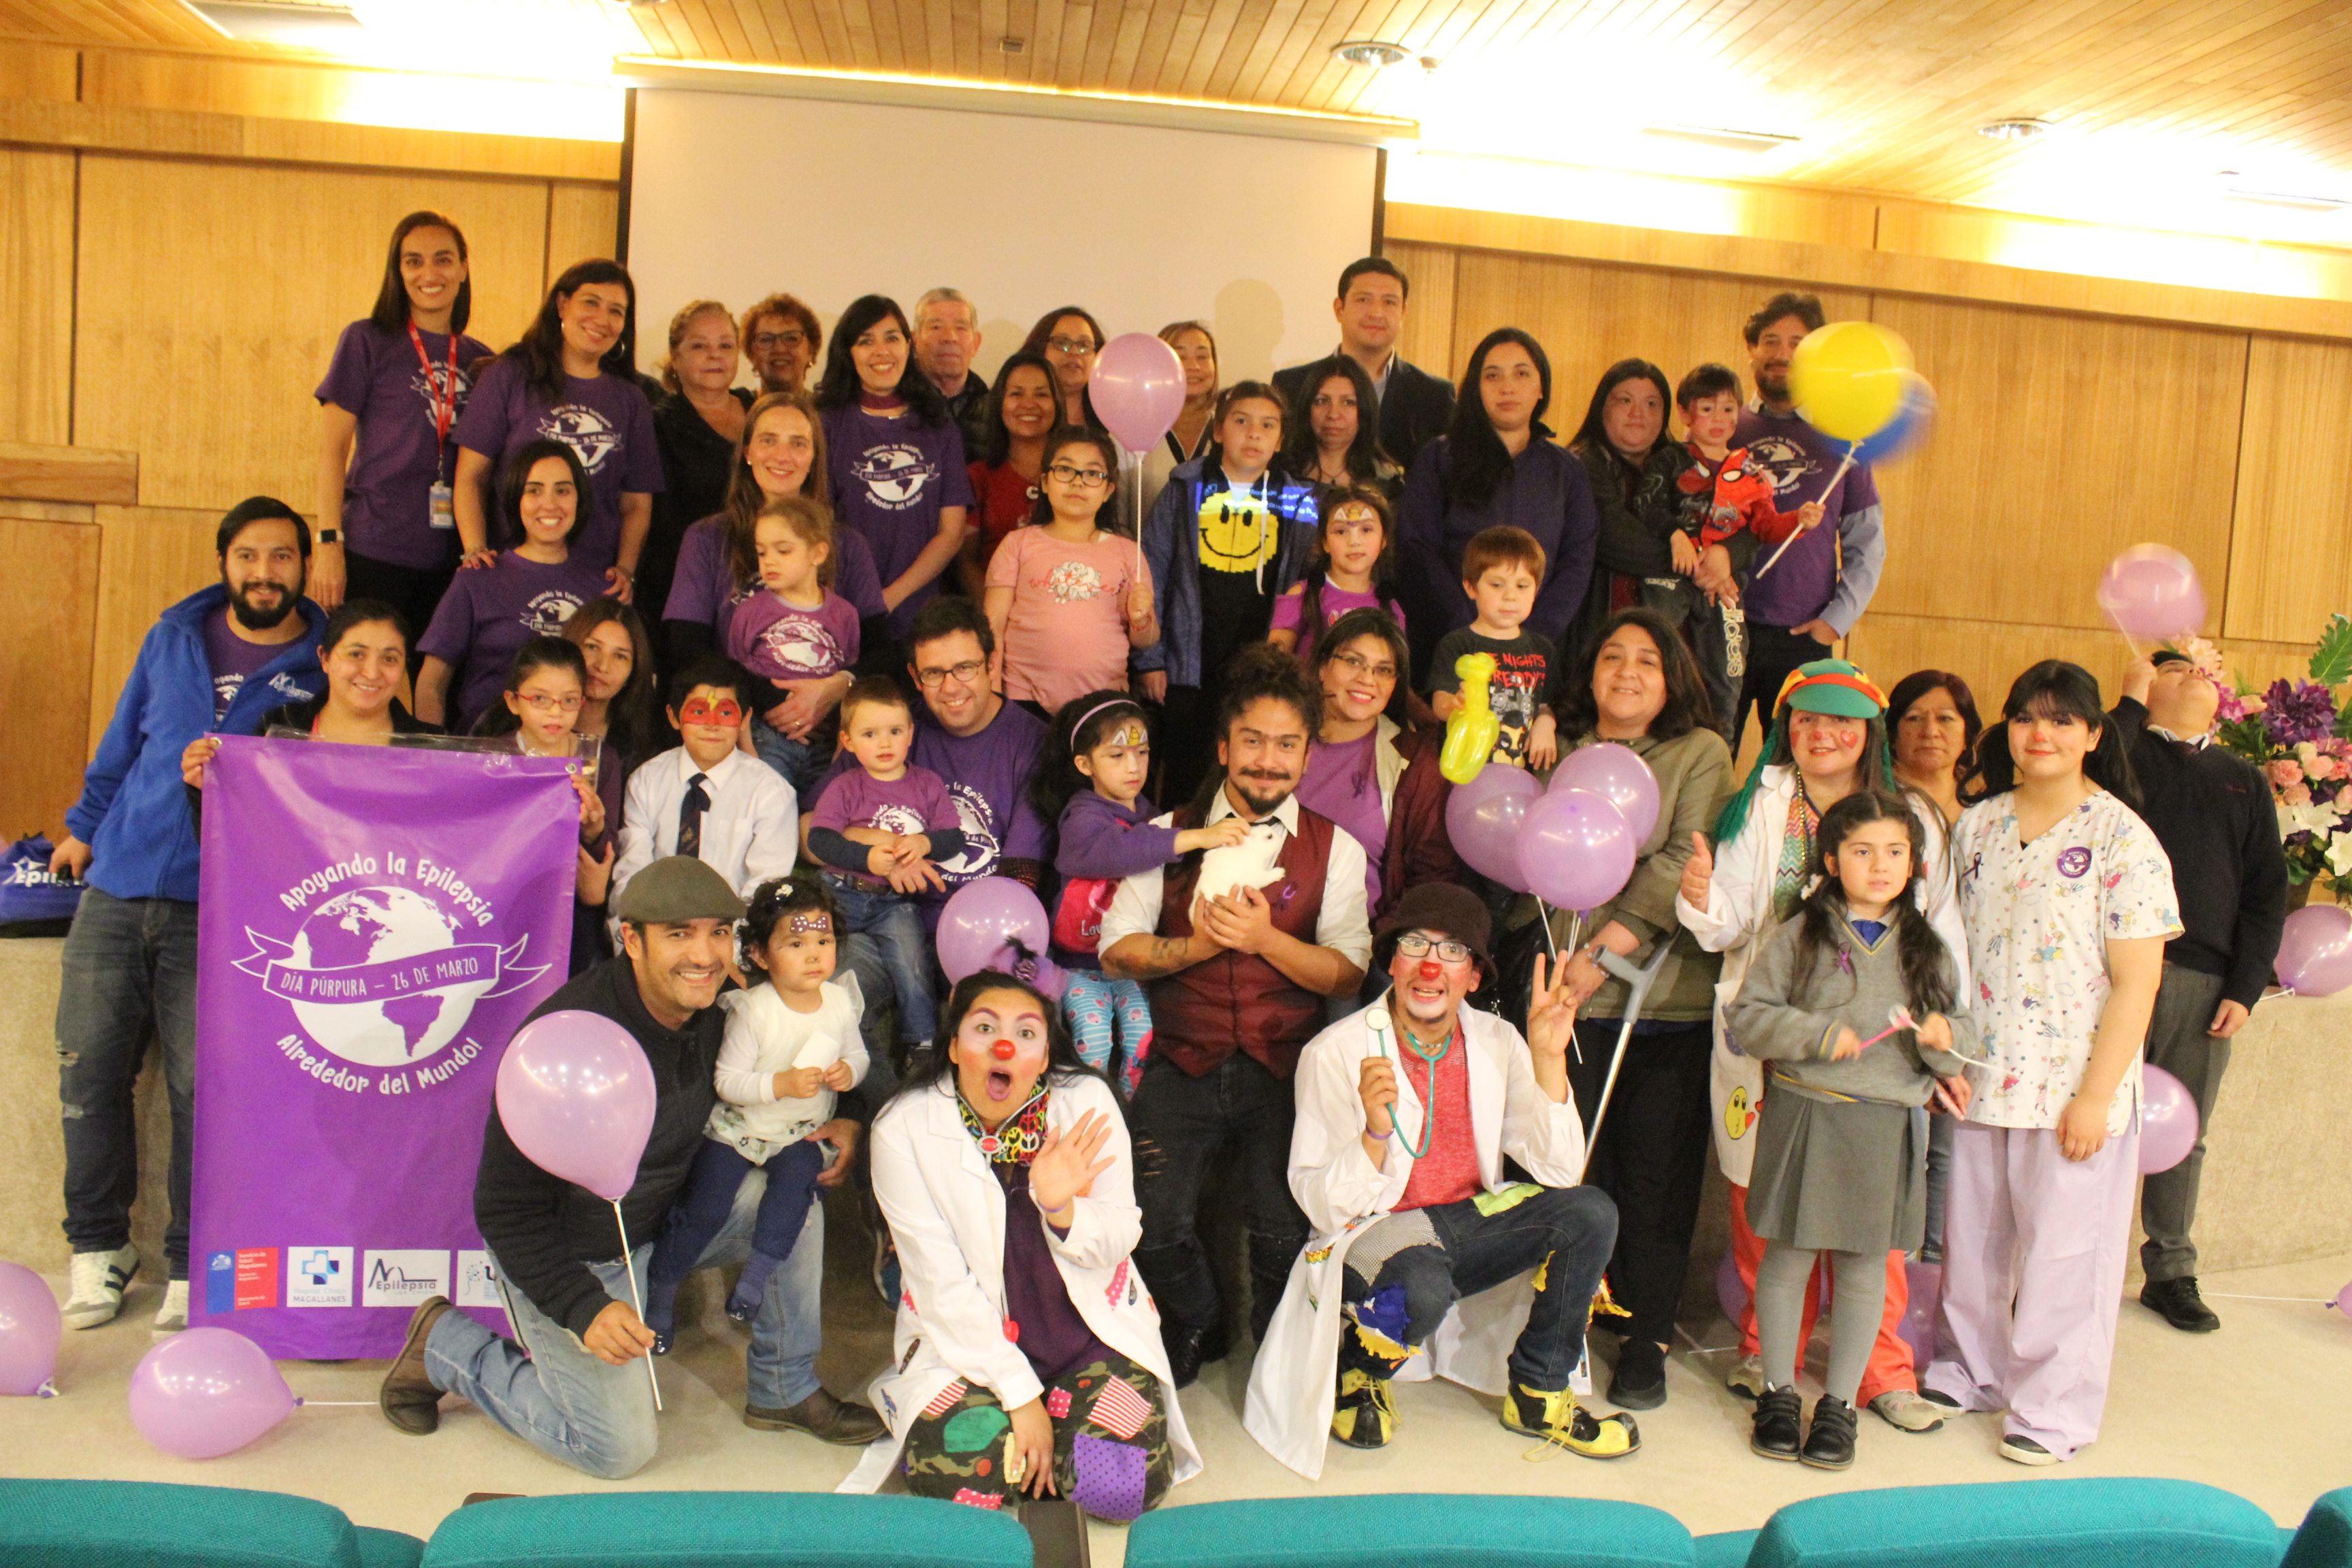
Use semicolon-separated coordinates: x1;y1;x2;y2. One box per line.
193;736;579;1356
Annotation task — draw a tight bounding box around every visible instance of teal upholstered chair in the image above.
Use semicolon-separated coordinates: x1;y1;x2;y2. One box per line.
0;1478;412;1568
1124;1494;1695;1568
1692;1531;1757;1568
2283;1488;2352;1568
420;1494;1028;1568
1742;1478;2282;1567
354;1529;425;1568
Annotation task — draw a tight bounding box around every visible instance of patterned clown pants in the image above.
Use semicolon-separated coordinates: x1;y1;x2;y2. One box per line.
902;1352;1171;1521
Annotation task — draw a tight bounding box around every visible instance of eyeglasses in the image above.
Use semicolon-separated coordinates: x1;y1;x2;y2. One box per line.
915;659;988;689
751;330;806;350
1394;932;1473;963
516;692;584;713
1047;463;1111;488
1047;337;1097;356
1330;651;1397;683
679;698;743;724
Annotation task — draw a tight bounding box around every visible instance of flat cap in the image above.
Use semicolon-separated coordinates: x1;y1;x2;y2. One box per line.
614;855;747;924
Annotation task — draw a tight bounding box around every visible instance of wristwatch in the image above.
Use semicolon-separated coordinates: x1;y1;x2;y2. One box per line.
316;529;340;544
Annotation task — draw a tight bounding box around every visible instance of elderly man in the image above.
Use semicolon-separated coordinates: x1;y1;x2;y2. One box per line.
1100;647;1372;1385
1244;882;1634;1477
2112;651;2287;1333
913;287;990;457
378;857;879;1477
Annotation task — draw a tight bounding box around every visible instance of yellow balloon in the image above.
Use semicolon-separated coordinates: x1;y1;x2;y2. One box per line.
1791;321;1915;442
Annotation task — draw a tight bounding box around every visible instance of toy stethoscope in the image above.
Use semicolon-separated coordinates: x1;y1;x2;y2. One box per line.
1364;990;1456;1162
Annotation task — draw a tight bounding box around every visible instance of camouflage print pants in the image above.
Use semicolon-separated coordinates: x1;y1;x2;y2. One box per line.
902;1352;1171;1522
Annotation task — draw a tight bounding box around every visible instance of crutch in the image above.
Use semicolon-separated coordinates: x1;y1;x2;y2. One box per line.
1576;942;1677;1182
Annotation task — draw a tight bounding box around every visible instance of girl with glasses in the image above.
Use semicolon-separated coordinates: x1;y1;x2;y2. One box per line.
473;634;619;971
983;428;1158;718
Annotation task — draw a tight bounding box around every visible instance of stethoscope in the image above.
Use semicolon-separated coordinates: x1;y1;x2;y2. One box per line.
1366;977;1453;1162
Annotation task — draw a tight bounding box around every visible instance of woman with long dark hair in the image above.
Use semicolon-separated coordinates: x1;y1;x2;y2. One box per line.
450;259;664;596
853;973;1198;1518
1019;306;1109;429
961;350;1060;594
1144;321;1220;501
1566;359;1699;658
314;211;491;630
1395;327;1597;683
1281;355;1401;500
816;295;975;639
1928;661;2176;1466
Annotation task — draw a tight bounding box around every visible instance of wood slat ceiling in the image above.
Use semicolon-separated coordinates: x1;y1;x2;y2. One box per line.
12;0;2352;211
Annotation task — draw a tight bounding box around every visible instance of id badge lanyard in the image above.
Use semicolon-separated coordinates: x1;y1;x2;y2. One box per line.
409;321;460;528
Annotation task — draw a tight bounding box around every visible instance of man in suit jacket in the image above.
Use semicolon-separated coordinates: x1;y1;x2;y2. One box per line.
1275;257;1456;471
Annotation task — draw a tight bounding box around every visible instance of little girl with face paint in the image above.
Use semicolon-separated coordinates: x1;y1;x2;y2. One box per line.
641;874;868;1352
1031;691;1250;1092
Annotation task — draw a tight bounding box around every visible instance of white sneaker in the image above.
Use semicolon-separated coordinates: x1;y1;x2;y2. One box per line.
153;1279;189;1333
63;1244;140;1328
1869;1388;1949;1433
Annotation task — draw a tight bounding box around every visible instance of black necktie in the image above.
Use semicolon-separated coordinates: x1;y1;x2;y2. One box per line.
678;772;710;858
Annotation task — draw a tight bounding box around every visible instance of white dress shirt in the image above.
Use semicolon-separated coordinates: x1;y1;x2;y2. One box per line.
611;747;799;941
1098;790;1373;972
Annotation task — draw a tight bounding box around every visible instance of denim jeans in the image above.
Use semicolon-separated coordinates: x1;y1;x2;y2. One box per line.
424;1169;826;1478
55;887;200;1277
750;716;832;801
825;877;937;1048
1128;1051;1309;1342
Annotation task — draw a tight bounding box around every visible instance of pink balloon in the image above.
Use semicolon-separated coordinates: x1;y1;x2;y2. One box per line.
2278;902;2352;997
938;877;1051;985
2097;544;2206;640
1445;766;1541;887
1552;742;1661;843
1518;788;1637;913
2138;1063;2200;1174
129;1327;295;1459
0;1260;61;1396
495;1009;657;1202
1090;333;1186;454
1716;1252;1748;1323
2335;1279;2352;1318
1899;1259;1942;1371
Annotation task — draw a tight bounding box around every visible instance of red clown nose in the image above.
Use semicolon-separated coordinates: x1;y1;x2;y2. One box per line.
1418;960;1444;982
991;1039;1018;1061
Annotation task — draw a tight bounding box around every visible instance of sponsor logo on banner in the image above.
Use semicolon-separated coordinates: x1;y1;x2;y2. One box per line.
206;1250;237;1315
362;1250;451;1307
287;1247;353;1308
455;1250;502;1309
235;1248;279;1309
234;855;546;1096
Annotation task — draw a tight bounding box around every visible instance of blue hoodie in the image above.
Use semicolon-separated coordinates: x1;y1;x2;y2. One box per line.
1135;453;1320;687
67;586;327;903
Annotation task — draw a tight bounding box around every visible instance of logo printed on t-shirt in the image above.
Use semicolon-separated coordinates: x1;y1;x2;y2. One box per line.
1740;434;1817;500
1041;560;1107;602
521;589;586;637
2055;846;2093;879
760;612;845;674
866;803;927;837
850;444;939;510
540;405;620;472
934;786;1000;881
409;361;473;421
1196;487;1277;574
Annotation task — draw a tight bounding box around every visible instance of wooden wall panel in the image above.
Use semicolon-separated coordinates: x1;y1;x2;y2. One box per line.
1866;297;2247;634
546;182;624;289
1444;251;1869;435
73;158;553;513
0;38;80;99
84;504;225;757
2225;337;2352;646
1386;240;1457;385
0;149;78;448
1;517;101;839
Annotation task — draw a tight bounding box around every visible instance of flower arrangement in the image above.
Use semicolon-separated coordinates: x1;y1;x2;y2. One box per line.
2202;616;2352;887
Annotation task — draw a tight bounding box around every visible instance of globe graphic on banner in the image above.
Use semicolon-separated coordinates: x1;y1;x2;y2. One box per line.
282;887;489;1068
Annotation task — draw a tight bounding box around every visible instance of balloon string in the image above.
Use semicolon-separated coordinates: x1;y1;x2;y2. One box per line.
293;1399;376;1407
1751;448;1855;583
2201;1292;2339;1303
613;1200;663;1413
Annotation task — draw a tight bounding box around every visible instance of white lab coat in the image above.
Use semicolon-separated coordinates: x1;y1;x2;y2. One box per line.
1242;1000;1589;1481
1674;764;1970;1185
838;1073;1200;1494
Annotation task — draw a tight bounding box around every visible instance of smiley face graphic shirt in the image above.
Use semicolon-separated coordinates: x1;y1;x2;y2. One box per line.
1194;474;1293;674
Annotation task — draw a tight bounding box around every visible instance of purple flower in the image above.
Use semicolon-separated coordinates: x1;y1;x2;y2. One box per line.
2261;679;2339;747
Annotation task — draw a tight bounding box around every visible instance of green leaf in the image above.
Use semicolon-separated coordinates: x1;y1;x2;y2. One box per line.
2310;612;2352;687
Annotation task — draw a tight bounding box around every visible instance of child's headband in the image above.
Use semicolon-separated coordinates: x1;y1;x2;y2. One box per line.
1070;698;1147;743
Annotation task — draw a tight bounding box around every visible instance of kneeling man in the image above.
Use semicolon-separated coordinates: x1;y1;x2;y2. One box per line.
1244;883;1637;1477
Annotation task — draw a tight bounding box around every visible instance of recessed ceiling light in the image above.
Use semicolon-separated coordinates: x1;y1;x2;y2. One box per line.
182;0;363;46
1333;39;1411;68
1977;118;2052;142
1642;123;1800;154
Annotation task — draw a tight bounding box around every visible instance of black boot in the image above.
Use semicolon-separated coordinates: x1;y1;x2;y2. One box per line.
1163;1318;1231;1388
1607;1337;1667;1410
2140;1275;2221;1333
1750;1386;1802;1460
1801;1393;1858;1471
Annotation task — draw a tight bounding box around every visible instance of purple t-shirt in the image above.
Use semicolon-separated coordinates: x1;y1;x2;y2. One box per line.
314;320;492;570
203;607;289;723
815;698;1052;906
452;356;665;574
809;764;959;839
1731;405;1880;627
725;589;861;681
1269;576;1405;666
1297;730;1387;911
662;513;889;644
819;405;975;637
418;551;606;733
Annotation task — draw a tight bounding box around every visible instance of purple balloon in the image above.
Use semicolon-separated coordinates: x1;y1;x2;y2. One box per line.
1552;742;1661;843
938;877;1051;985
1716;1252;1748;1324
0;1261;61;1396
1848;372;1937;466
2278;902;2352;997
1090;333;1186;455
495;1009;657;1202
129;1327;295;1459
1899;1259;1942;1371
2138;1063;2200;1175
2097;544;2206;640
1517;788;1637;913
1445;766;1541;887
